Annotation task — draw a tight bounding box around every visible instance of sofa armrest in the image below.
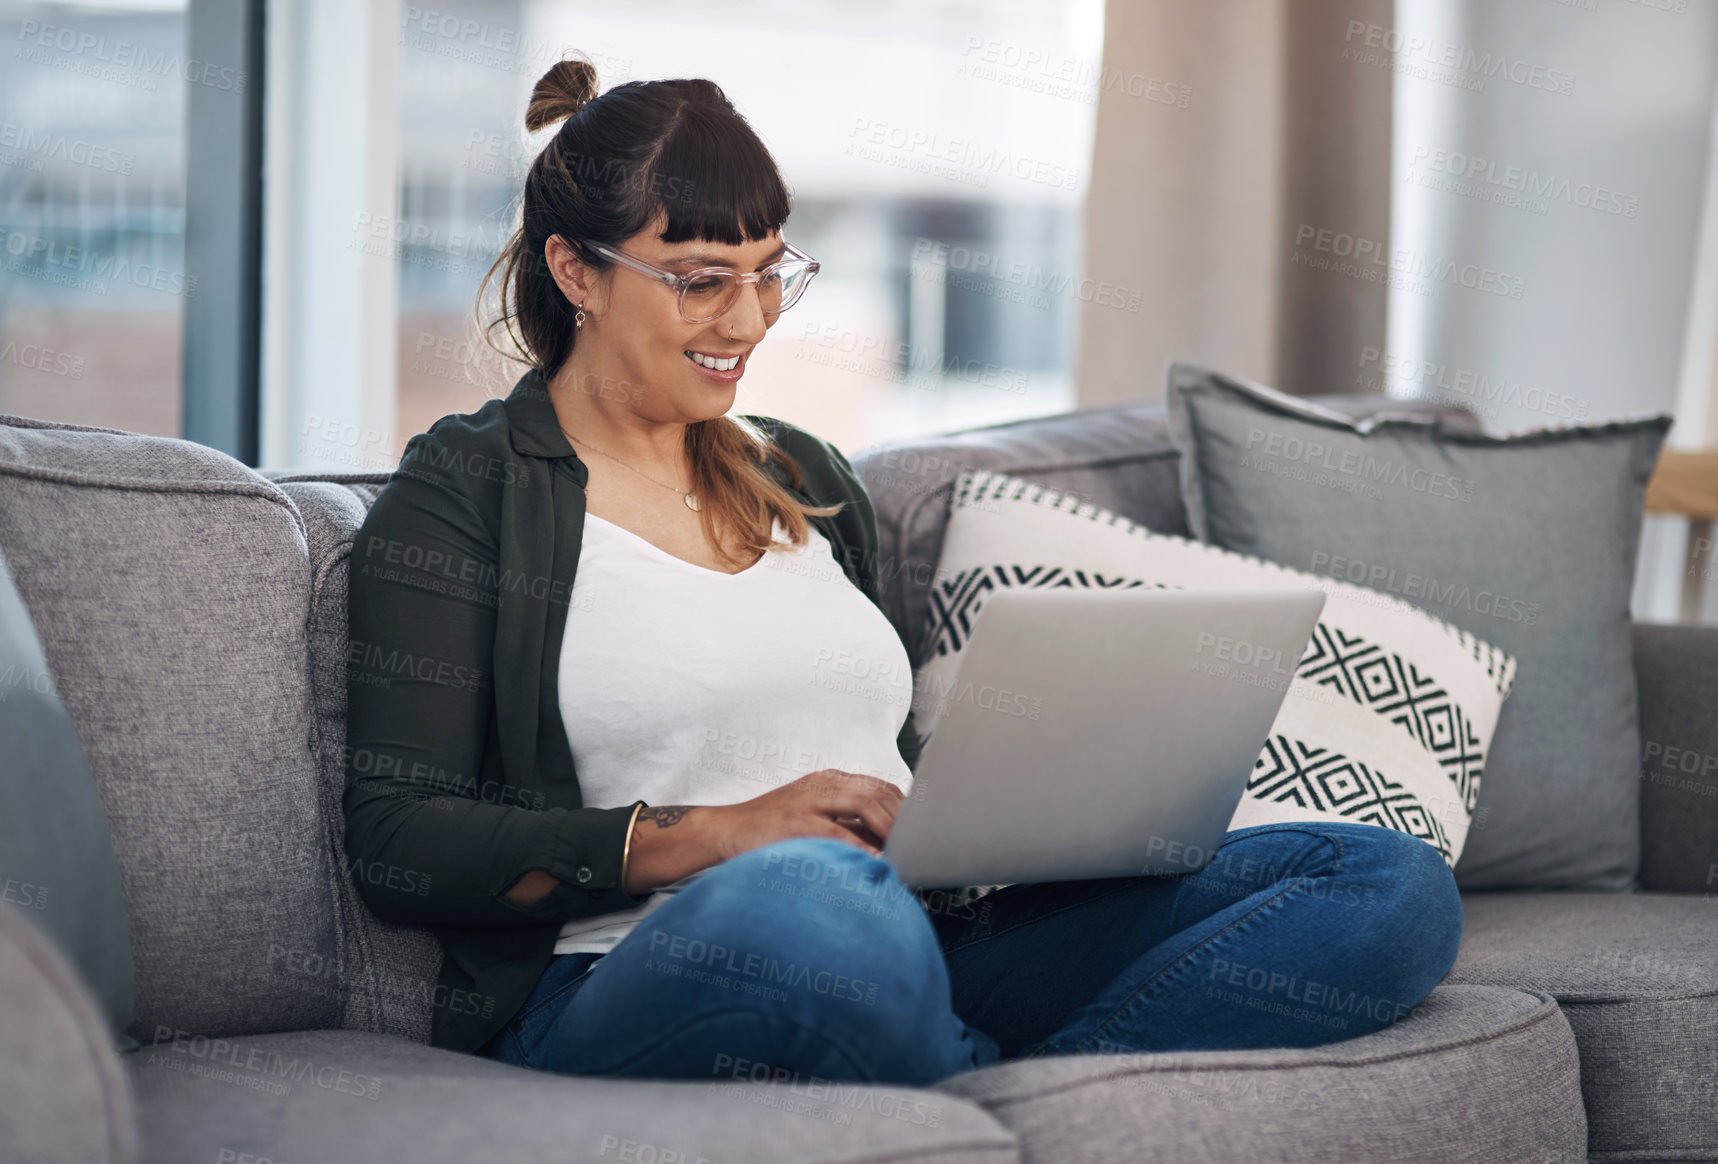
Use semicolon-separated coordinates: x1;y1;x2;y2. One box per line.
0;900;138;1164
1633;622;1718;893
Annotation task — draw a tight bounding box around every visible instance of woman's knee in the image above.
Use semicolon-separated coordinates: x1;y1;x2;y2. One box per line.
1226;823;1462;975
1341;825;1465;980
1353;825;1460;903
682;838;956;1063
692;837;945;985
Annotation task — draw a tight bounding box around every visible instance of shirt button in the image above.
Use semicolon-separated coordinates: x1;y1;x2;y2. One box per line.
575;867;593;884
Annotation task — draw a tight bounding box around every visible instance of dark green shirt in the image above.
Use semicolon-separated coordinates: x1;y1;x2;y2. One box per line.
343;367;923;1054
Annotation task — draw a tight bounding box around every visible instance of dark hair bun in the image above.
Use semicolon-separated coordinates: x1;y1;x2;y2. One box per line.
526;58;598;132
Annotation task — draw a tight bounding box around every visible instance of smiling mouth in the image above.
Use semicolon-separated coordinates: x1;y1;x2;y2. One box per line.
684;350;742;372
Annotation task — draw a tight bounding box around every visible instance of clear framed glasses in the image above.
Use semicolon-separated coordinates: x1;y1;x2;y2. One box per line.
578;238;820;324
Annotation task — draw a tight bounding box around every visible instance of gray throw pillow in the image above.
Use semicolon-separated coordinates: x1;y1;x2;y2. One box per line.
1165;362;1671;891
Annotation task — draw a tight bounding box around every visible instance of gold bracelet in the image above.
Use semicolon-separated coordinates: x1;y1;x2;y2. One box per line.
619;801;645;893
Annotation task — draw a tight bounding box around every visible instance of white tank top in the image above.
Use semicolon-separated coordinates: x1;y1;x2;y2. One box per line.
552;510;916;955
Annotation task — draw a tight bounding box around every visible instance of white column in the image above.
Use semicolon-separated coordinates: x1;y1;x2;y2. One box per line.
260;0;400;474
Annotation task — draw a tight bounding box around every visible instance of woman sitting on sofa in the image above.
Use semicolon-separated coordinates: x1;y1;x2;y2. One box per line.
341;57;1463;1085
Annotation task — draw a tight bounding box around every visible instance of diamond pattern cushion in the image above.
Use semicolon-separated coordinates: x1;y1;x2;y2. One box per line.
920;469;1517;870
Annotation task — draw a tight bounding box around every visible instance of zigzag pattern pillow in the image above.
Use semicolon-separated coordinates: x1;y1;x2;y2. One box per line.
914;470;1516;895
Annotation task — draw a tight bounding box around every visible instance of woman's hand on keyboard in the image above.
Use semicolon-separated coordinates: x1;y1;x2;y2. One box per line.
708;770;905;862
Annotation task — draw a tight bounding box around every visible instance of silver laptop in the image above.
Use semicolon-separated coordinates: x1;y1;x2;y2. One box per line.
883;586;1326;888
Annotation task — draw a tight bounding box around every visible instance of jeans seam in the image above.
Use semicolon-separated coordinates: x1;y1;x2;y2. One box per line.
1169;825;1350;934
513;962;601;1034
1031;828;1350;1059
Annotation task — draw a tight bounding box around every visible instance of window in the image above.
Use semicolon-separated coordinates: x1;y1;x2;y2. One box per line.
395;0;1102;454
0;0;190;436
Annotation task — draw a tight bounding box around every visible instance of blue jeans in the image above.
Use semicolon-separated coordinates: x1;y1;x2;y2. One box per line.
484;821;1462;1087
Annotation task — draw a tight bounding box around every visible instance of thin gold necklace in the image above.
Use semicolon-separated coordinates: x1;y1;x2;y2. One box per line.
561;426;701;512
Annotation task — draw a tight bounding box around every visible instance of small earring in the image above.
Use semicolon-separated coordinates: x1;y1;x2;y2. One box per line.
575;304;586;328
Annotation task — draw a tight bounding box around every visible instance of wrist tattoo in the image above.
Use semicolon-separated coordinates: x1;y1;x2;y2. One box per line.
639;806;691;829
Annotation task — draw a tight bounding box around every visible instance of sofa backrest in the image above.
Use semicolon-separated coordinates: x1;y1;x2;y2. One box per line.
0;414;340;1042
852;394;1481;666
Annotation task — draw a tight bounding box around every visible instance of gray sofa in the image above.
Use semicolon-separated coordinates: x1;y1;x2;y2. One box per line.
0;393;1712;1164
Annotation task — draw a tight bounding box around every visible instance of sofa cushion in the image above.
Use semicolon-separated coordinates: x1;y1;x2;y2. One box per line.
933;984;1582;1164
276;477;445;1043
0;413;338;1039
0;538;135;1037
1164;364;1671;892
126;1028;1019;1164
1446;891;1718;1162
852;396;1482;671
0;900;139;1164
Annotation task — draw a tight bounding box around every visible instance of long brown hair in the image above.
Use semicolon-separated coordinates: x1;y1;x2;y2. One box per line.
478;58;841;569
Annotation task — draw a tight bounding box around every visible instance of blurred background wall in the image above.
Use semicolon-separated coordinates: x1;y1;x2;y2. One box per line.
1;0;1715;618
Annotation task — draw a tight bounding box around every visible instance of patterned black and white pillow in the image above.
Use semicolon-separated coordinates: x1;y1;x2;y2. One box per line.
913;470;1516;905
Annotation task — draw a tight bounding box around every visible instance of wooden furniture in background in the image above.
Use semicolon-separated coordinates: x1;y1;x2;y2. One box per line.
1644;450;1718;621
